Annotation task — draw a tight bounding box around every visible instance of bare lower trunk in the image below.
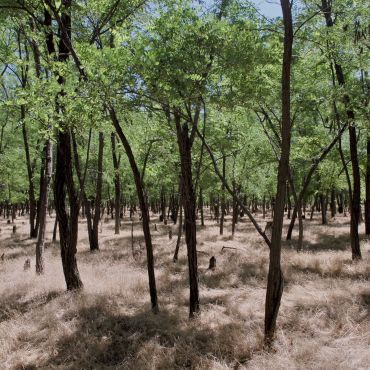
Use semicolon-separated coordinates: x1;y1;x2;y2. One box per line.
366;138;370;234
175;111;199;317
220;155;226;235
90;132;104;251
173;181;183;262
55;130;83;290
199;187;204;227
54;0;83;290
111;132;121;234
36;139;52;274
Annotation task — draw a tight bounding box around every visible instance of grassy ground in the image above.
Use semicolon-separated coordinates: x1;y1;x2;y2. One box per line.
0;211;369;369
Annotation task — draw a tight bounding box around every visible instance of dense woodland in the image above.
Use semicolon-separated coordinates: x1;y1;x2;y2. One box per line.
0;0;369;369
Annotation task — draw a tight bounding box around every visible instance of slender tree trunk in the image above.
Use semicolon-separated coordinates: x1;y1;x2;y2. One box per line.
52;216;58;242
111;133;121;234
321;0;361;260
54;0;83;290
286;184;291;219
90;132;104;251
36;140;52;274
173;180;183;262
366;138;370;234
160;187;167;224
199;187;204;227
231;181;239;236
330;188;336;218
21;107;37;238
265;0;292;344
175;111;199;317
220;155;226;235
108;104;158;312
320;193;328;225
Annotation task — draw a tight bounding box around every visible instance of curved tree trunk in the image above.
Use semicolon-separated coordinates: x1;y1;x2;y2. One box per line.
108;104;158;312
21;108;37;238
265;0;292;344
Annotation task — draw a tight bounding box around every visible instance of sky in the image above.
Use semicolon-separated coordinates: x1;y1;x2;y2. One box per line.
251;0;282;18
201;0;282;18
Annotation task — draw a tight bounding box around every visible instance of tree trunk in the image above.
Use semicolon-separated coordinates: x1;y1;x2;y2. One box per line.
320;193;328;225
35;139;52;274
199;187;204;227
175;111;199;317
231;181;239;236
21;107;37;238
54;0;83;290
111;132;121;234
90;132;104;251
160;187;167;224
108;104;158;312
330;188;336;218
173;180;183;262
286;184;291;219
321;0;361;260
265;0;292;344
366;138;370;234
220;155;226;235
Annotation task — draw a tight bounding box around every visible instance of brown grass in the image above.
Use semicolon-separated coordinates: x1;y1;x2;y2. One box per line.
0;212;369;369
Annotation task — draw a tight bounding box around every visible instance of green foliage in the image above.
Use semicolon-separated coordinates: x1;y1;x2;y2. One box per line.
0;0;368;205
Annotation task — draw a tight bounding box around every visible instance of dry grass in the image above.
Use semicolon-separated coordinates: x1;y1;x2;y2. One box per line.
0;211;369;369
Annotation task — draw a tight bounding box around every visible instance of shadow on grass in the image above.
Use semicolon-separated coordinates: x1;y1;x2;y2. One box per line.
40;299;260;369
0;290;62;323
283;232;350;252
360;291;370;309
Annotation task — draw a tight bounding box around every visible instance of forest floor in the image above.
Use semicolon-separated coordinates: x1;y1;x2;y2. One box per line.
0;211;369;370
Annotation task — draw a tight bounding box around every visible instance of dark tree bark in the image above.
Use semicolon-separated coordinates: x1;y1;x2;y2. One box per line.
320;193;328;225
21;107;38;238
231;181;239;236
108;104;158;312
90;132;104;251
160;187;167;224
17;28;38;239
321;0;361;260
366;138;370;234
199;187;204;227
220;155;226;235
173;179;183;262
54;0;83;290
174;110;199;317
111;132;121;234
36;140;52;274
330;188;336;218
286;184;291;219
71;129;96;253
265;0;293;344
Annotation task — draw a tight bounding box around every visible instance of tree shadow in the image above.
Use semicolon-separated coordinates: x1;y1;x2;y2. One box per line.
360;291;370;310
285;232;350;252
0;290;62;323
38;299;261;369
238;262;266;283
